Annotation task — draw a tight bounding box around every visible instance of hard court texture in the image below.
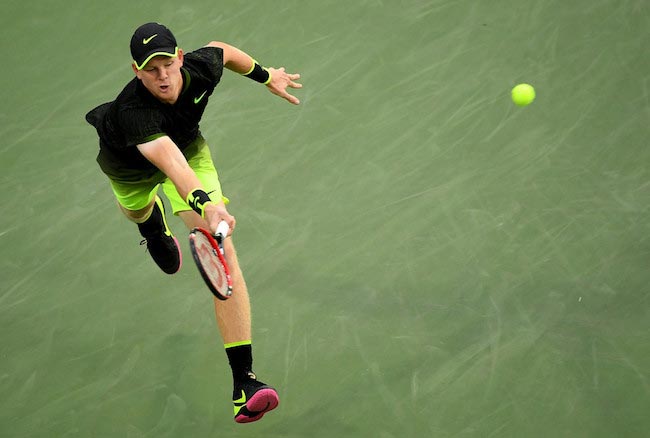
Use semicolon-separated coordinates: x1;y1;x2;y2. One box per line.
1;1;648;437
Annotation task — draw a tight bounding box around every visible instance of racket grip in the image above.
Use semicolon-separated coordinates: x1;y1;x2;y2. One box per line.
215;220;229;242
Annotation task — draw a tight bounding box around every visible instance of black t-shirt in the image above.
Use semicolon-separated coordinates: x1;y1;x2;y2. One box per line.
86;46;224;181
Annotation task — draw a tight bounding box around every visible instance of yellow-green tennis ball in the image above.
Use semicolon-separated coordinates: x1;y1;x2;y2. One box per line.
511;83;536;106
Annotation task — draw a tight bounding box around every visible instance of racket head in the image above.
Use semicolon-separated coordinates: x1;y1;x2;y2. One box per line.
188;227;233;300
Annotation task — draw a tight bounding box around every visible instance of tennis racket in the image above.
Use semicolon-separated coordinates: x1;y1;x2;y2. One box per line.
189;221;233;300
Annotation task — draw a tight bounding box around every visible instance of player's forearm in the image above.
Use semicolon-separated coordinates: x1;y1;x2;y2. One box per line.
137;136;205;202
169;164;205;203
206;41;302;98
155;152;207;205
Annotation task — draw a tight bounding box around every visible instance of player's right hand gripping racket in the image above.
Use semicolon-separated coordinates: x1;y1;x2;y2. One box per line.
189;221;233;300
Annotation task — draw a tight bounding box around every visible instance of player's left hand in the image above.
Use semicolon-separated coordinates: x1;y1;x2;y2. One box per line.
266;67;302;105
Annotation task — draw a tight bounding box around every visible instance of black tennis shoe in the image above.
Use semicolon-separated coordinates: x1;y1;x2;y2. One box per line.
233;372;279;423
138;197;182;274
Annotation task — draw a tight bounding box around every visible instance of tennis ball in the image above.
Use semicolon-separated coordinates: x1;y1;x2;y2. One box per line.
511;83;535;106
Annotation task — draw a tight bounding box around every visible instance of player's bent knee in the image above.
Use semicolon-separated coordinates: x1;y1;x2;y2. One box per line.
120;202;155;224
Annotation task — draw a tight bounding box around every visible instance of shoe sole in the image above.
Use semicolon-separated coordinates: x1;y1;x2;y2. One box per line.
235;388;279;424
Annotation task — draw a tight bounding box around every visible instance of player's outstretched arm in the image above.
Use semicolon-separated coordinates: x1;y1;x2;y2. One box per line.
206;41;302;105
137;136;236;234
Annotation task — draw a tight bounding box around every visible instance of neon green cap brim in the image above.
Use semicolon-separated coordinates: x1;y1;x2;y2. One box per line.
134;46;178;70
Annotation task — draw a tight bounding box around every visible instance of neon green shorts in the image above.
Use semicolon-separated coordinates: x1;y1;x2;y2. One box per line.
108;137;228;214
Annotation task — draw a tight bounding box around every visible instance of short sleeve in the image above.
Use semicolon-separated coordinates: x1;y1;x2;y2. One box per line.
185;46;224;85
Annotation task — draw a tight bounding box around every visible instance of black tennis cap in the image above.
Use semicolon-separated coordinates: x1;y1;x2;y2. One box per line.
130;22;178;70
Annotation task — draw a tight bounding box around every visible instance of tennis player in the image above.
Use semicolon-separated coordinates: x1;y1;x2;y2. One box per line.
85;22;301;423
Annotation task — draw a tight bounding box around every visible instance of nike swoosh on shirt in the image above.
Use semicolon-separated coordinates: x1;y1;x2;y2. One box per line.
194;91;207;104
143;34;158;44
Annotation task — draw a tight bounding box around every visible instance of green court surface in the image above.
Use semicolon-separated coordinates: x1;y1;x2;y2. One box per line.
1;1;649;437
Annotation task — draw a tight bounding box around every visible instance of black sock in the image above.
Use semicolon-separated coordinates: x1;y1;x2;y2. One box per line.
225;342;254;382
137;200;163;237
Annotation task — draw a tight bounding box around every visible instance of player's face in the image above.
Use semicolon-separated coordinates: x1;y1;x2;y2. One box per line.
133;50;184;104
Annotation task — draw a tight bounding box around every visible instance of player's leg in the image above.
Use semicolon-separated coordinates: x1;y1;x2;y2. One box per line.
177;209;252;343
109;178;182;274
176;209;279;423
160;138;254;343
162;138;279;423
